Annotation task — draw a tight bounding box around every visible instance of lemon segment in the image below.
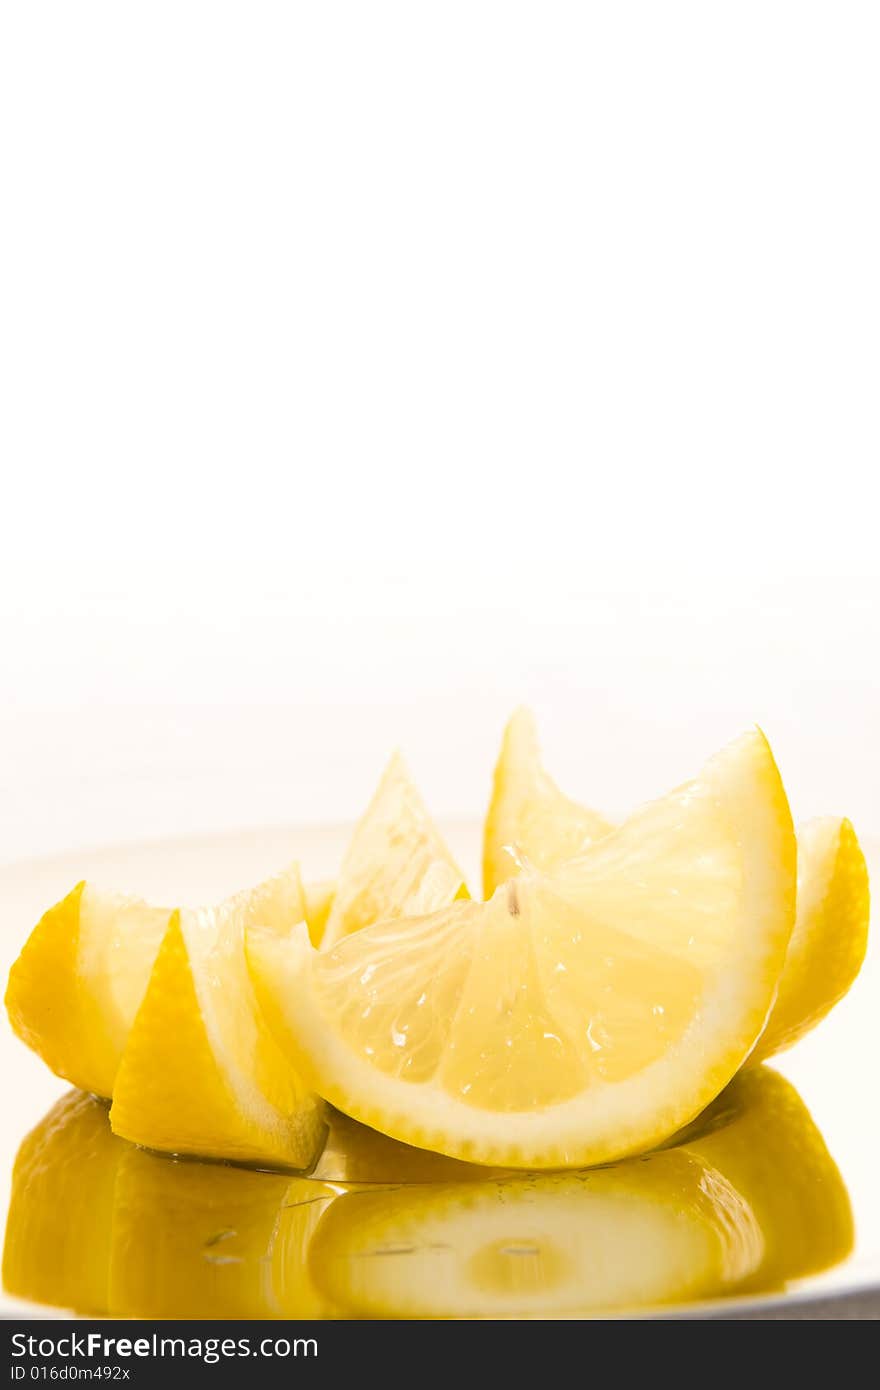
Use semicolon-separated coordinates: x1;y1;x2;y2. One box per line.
483;707;612;897
750;817;870;1063
248;730;796;1169
321;752;466;950
5;884;170;1097
110;865;323;1168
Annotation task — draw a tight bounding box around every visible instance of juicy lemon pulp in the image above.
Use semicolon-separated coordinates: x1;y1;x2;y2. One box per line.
322;751;466;949
249;730;796;1167
483;709;870;1066
483;707;612;896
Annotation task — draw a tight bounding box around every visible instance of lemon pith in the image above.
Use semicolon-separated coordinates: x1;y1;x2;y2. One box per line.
248;729;796;1168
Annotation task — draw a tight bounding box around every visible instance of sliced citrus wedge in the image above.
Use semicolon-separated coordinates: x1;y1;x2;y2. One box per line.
321;751;466;949
484;711;870;1062
247;730;795;1168
749;817;870;1063
483;707;612;896
5;885;171;1097
5;870;337;1097
110;863;323;1168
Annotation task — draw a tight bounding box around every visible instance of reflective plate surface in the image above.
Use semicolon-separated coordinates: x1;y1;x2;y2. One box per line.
1;824;877;1320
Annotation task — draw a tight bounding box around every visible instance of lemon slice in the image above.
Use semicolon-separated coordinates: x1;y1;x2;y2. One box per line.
5;870;338;1098
749;817;870;1063
321;751;466;949
248;730;795;1168
109;864;323;1168
483;707;612;896
484;710;870;1062
5;885;171;1097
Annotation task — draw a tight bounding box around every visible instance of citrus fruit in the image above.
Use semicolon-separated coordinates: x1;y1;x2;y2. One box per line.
483;707;612;896
749;817;870;1063
109;863;323;1167
247;729;796;1168
5;885;171;1097
321;751;466;949
484;710;869;1063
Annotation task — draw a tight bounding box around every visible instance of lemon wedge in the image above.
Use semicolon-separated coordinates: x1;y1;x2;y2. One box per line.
247;730;795;1168
484;710;870;1064
483;707;612;896
749;817;870;1063
5;885;171;1097
109;863;323;1168
5;869;337;1098
321;751;466;949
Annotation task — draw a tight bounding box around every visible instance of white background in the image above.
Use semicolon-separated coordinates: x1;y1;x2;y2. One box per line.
1;2;878;867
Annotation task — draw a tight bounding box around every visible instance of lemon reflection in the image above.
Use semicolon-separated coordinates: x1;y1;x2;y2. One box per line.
3;1068;852;1318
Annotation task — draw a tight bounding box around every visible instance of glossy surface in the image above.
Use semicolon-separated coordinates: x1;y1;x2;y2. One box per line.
1;824;877;1319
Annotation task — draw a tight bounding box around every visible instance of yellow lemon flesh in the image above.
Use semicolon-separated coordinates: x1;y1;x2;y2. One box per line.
749;817;870;1063
484;710;869;1065
110;863;323;1168
321;751;466;950
5;885;171;1097
483;707;612;897
5;870;335;1098
247;730;795;1169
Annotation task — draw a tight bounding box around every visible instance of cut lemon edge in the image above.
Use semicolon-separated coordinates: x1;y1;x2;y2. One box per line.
321;750;467;950
110;864;323;1167
247;730;796;1169
483;707;612;897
